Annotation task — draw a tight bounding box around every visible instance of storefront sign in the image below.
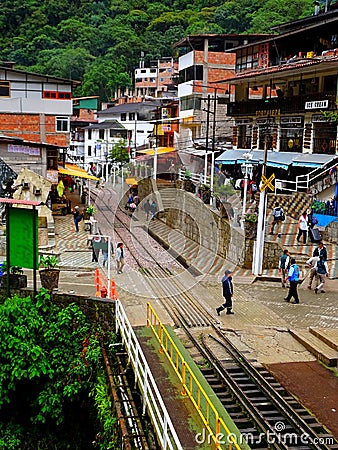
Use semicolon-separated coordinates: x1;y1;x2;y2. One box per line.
256;109;280;117
305;100;328;109
46;170;59;184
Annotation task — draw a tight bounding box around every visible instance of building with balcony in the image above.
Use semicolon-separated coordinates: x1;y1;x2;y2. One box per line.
69;96;98;166
134;58;178;99
222;8;338;156
173;34;268;155
0;62;78;184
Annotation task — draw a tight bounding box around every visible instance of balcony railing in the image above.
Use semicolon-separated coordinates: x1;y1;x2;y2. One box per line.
228;91;337;116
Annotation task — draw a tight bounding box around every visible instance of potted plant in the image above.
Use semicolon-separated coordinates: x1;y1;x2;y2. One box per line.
0;262;27;289
39;255;60;291
85;204;97;216
243;213;258;239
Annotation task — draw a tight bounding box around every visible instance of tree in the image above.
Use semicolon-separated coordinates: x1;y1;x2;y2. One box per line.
29;47;93;80
80;57;131;101
109;139;129;165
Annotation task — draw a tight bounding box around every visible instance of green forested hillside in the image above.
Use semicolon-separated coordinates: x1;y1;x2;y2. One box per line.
0;0;314;100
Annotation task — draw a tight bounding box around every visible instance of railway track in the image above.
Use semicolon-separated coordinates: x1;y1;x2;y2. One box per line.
92;186;338;449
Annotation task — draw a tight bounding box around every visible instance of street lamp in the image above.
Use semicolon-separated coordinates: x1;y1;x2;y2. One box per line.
240;152;253;229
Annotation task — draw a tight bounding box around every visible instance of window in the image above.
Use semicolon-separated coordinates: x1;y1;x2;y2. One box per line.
88;146;92;156
129;112;135;121
88;129;92;140
0;81;10;97
178;65;203;84
180;95;201;111
43;91;71;99
121;113;127;121
56;116;69;132
99;129;105;140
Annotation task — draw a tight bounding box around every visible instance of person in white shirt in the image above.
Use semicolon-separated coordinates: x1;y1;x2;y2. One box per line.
305;255;319;290
296;212;308;244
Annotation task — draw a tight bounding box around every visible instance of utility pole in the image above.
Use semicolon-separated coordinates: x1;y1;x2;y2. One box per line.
204;95;210;184
210;88;217;205
252;122;269;275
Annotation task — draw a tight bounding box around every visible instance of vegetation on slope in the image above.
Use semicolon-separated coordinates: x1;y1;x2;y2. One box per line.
0;0;314;100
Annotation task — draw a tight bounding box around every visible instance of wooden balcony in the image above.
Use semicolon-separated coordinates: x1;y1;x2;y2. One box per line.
228;91;337;116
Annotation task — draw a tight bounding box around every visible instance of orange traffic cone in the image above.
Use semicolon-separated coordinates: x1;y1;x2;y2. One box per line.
110;279;119;300
95;268;101;297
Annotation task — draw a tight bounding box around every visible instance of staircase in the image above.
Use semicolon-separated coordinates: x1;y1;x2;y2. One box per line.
290;328;338;367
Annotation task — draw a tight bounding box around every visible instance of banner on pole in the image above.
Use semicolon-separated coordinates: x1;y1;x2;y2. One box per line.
8;208;38;269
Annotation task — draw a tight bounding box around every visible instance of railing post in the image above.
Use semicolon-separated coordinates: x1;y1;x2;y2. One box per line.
142;369;148;416
162;415;168;450
181;361;186;395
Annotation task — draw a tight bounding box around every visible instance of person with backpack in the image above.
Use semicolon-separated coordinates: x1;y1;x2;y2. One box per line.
314;255;329;294
279;249;290;288
284;258;300;304
72;205;83;234
269;202;285;236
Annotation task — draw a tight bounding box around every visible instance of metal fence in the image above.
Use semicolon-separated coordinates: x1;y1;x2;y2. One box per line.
115;300;183;450
147;302;243;450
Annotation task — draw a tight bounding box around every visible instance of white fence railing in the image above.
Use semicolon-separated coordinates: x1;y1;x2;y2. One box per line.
275;159;338;194
177;169;211;185
115;300;183;450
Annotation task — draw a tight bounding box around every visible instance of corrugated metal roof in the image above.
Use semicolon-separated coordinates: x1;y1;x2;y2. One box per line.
84;120;126;130
0;198;43;206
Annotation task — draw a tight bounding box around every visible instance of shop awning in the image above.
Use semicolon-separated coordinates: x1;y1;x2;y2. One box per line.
137;147;176;156
292;153;337;168
215;150;337;170
125;177;138;186
58;163;100;180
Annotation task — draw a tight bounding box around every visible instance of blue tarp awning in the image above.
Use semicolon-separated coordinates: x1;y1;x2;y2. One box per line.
215;149;336;170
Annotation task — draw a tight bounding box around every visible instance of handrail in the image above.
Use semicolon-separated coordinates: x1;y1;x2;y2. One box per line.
115;300;183;450
147;302;243;450
275;160;338;194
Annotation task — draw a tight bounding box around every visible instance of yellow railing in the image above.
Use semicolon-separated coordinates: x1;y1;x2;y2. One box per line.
147;302;243;450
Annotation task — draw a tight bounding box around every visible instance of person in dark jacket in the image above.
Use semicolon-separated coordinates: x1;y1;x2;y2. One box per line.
284;258;300;304
216;269;234;315
314;255;329;294
313;241;328;261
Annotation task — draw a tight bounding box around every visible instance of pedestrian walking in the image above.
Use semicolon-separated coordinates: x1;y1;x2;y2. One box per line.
150;200;157;221
314;255;329;294
91;236;101;263
279;249;290;288
269;203;285;236
313;241;328;261
284;258;300;304
249;179;258;202
115;242;125;274
296;211;308;244
102;238;113;267
168;163;176;183
72;205;83;234
305;255;319;290
307;209;318;229
143;199;151;220
216;269;234;315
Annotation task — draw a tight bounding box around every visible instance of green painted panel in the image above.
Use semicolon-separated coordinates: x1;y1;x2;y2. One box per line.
8;208;38;269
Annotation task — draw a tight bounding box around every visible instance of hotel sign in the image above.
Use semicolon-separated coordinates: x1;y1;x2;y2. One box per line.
305;100;328;110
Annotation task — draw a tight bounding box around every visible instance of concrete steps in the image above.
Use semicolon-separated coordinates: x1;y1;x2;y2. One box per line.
290;329;338;367
309;328;338;352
